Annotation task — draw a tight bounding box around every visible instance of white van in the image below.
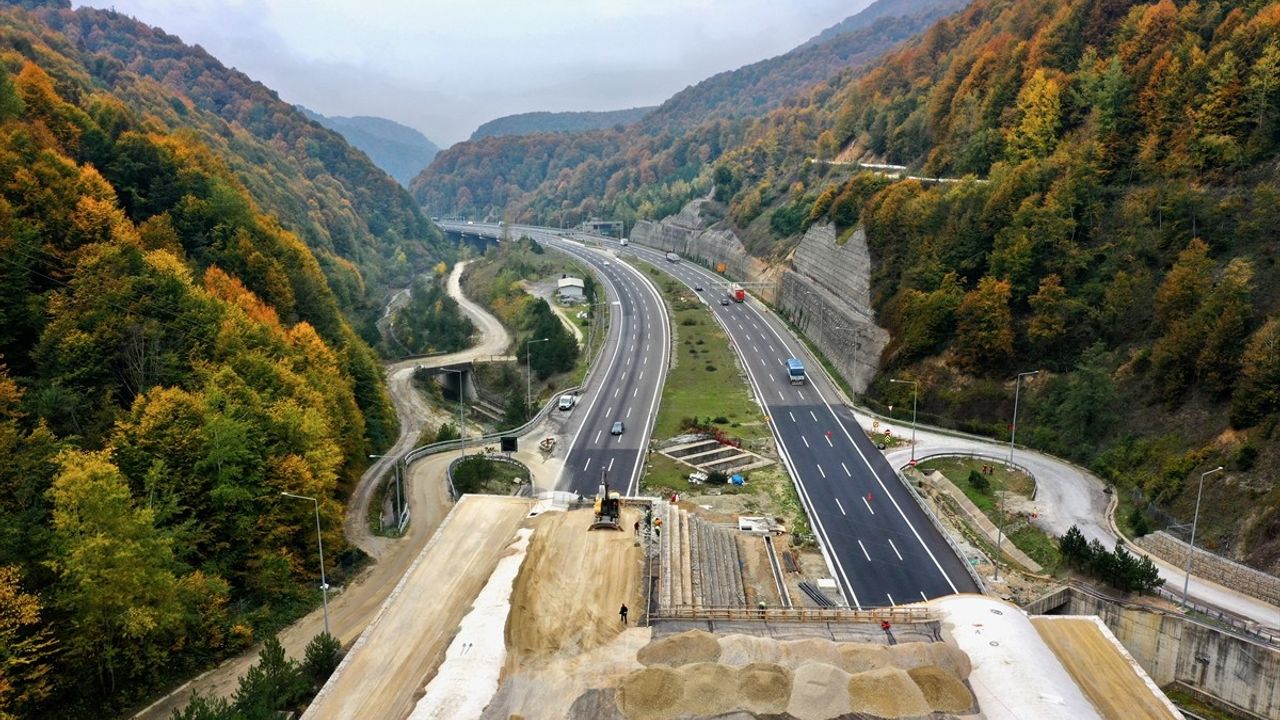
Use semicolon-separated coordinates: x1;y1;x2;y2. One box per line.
620;238;629;246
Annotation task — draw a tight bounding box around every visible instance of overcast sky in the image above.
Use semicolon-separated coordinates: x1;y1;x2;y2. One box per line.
74;0;871;146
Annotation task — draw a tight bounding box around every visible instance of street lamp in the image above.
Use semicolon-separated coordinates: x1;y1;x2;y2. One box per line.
525;337;550;413
995;369;1039;582
281;491;330;637
1183;466;1224;607
888;378;918;464
368;453;404;529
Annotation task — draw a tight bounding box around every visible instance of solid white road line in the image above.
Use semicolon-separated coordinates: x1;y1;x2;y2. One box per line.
842;462;851;477
835;498;846;515
888;538;903;561
862;496;875;515
817;464;826;478
858;540;871;561
802;436;810;448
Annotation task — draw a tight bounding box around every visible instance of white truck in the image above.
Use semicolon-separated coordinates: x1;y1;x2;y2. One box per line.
665;252;679;262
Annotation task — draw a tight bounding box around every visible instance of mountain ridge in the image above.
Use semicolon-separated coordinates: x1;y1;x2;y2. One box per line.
469;106;655;140
300;107;440;187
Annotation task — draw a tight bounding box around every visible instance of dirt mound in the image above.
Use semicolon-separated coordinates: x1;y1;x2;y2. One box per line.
717;633;781;666
786;662;853;720
736;662;792;715
848;666;931;718
673;662;737;717
908;666;975;713
637;630;721;667
837;643;893;674
617;667;683;720
505;509;644;674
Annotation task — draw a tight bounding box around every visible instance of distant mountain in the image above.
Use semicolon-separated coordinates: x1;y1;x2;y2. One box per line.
470;107;655;140
802;0;965;47
412;0;960;222
301;108;440;186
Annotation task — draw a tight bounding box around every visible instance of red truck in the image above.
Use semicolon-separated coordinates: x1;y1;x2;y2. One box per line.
731;284;746;302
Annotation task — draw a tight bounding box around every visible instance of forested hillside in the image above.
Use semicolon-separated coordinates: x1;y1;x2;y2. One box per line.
0;6;412;716
300;107;440;187
470;107;654;140
410;0;958;227
710;0;1280;570
16;1;447;337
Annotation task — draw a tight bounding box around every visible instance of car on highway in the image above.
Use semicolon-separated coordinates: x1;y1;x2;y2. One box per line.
720;296;731;305
611;421;625;435
557;394;576;411
695;284;703;291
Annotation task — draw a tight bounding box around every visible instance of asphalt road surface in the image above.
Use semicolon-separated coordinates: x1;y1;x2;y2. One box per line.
439;223;669;498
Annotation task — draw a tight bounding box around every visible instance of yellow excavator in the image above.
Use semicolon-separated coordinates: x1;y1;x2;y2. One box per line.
590;478;623;531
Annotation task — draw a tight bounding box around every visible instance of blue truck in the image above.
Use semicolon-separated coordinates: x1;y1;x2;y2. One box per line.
786;358;806;385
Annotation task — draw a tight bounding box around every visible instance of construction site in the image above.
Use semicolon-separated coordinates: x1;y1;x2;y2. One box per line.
303;485;1186;720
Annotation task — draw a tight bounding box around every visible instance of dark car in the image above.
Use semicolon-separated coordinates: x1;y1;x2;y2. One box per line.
611;421;625;436
695;284;704;291
720;296;731;305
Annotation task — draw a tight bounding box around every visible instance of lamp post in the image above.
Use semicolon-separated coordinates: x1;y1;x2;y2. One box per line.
525;337;550;414
368;453;403;530
888;378;918;464
995;369;1038;582
1183;466;1224;607
281;491;330;637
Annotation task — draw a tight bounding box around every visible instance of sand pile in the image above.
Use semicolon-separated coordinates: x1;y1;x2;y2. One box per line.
617;667;682;720
837;643;893;673
908;666;975;713
786;662;854;719
848;666;932;718
736;663;792;715
636;630;721;667
673;662;737;717
889;641;972;678
717;633;780;666
777;638;844;669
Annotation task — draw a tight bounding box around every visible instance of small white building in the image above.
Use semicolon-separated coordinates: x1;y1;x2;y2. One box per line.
557;276;585;303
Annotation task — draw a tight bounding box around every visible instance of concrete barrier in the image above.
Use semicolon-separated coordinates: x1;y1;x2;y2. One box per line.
1136;531;1280;607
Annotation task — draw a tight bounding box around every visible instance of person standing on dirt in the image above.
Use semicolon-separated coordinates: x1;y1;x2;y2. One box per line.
620;603;629;625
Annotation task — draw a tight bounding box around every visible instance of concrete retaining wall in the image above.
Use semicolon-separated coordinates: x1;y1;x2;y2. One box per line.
1136;531;1280;607
1059;589;1279;719
631;201;888;392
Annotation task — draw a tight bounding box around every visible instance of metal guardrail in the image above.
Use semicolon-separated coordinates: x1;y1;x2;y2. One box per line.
651;605;936;624
895;468;989;594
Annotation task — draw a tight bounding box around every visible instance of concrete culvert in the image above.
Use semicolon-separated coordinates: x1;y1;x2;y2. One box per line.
617;667;683;720
735;662;792;715
636;630;721;667
908;666;976;714
848;666;932;718
674;662;737;717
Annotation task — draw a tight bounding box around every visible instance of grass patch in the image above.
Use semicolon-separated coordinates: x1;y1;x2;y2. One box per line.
1162;688;1238;720
635;260;770;442
1007;524;1063;572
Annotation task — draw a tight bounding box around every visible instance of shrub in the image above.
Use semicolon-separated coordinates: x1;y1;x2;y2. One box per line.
967;469;990;492
712;416;729;424
707;470;728;485
705;364;717;372
1128;506;1150;537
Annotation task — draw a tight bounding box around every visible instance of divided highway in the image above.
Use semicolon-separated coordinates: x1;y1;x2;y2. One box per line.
438;223;668;497
617;240;978;607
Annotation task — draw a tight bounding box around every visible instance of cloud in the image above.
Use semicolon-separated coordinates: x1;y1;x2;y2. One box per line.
73;0;868;144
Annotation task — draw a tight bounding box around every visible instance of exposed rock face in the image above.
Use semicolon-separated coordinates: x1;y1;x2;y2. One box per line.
631;200;888;392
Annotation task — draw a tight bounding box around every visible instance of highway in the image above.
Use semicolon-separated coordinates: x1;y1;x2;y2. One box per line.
438;223;669;497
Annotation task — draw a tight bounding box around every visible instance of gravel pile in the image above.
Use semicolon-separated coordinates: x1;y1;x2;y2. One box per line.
636;630;721;667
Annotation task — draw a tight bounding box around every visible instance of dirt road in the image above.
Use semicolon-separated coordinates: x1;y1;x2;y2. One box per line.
303;496;535;720
134;261;510;719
